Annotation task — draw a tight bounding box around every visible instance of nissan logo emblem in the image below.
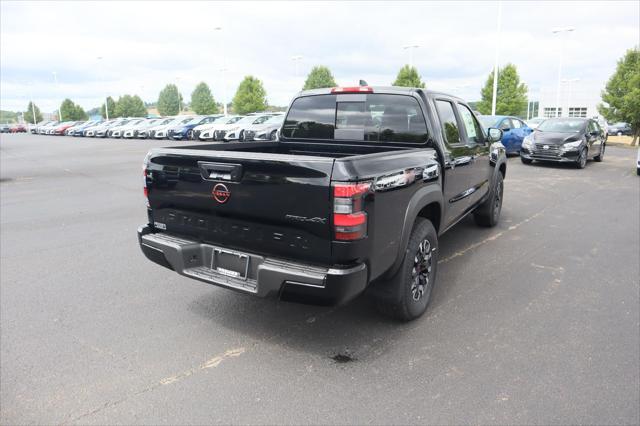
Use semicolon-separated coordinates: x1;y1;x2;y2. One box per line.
212;183;230;204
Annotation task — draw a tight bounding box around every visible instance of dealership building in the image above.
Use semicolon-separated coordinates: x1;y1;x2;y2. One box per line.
534;81;603;120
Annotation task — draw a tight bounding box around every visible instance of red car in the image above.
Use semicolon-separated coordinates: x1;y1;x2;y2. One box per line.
52;121;79;135
10;124;27;133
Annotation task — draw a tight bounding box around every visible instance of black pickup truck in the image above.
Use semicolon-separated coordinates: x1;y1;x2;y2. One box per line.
138;86;507;320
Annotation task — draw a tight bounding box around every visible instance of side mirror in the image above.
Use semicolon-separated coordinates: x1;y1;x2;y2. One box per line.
487;127;503;142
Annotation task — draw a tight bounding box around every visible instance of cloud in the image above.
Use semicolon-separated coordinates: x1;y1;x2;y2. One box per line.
1;1;638;113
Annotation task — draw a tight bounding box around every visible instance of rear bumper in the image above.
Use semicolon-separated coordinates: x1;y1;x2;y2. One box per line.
137;226;368;306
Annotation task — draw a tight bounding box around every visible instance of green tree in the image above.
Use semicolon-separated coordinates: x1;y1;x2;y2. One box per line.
59;99;87;121
73;104;88;120
392;65;425;88
598;47;640;145
100;96;116;119
24;101;43;124
157;84;182;116
477;63;528;117
190;82;217;114
232;76;267;114
303;66;337;90
114;94;147;117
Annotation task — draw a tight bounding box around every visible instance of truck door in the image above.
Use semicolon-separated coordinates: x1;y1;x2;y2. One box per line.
434;99;478;225
455;102;492;209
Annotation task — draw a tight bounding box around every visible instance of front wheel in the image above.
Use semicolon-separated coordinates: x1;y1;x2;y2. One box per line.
374;218;438;321
576;148;587;169
187;130;195;140
617;131;622;137
270;130;277;141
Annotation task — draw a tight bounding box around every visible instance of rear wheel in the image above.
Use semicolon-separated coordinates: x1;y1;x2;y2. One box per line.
617;131;622;137
374;218;438;321
474;172;503;227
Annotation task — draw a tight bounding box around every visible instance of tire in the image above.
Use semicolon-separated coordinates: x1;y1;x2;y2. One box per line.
239;130;245;142
473;172;504;227
576;148;587;169
520;157;533;164
617;131;622;137
187;130;194;140
270;130;277;141
594;143;604;162
374;218;438;321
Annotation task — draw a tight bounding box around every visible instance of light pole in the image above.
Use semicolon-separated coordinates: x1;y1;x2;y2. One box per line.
214;26;228;116
52;71;62;121
552;26;575;117
402;44;420;67
28;83;37;124
562;78;580;117
96;56;110;120
491;0;502;115
291;55;303;79
219;67;228;116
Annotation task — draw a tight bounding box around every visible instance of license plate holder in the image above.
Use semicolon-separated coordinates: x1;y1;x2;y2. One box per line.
211;248;250;280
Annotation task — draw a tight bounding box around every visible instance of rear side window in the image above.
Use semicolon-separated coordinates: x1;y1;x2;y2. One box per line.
435;100;461;145
282;94;428;143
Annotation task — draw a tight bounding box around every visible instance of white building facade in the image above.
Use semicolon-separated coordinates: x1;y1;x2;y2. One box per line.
535;81;604;120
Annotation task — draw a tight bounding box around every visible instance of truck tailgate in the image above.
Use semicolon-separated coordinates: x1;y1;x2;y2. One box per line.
145;148;335;264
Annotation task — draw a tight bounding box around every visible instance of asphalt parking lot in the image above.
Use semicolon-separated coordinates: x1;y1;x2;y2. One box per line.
1;134;639;425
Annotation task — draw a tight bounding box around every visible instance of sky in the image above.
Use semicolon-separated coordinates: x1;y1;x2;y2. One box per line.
1;1;638;114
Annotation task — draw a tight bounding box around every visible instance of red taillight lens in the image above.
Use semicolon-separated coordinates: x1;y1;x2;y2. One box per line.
331;86;374;93
143;161;150;207
332;182;371;241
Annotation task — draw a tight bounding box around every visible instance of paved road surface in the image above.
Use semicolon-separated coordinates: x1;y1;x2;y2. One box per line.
1;134;638;425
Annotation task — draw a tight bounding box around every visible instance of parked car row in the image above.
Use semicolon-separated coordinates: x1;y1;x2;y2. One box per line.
29;113;285;142
0;123;27;133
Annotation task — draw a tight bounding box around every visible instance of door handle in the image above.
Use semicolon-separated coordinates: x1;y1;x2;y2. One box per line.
198;162;243;181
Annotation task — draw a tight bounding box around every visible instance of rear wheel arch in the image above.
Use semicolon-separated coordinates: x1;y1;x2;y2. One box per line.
384;185;443;280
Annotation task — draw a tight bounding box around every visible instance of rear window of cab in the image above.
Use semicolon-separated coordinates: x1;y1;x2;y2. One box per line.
282;94;429;143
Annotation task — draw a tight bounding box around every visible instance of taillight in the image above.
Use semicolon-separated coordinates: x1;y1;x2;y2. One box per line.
143;155;150;207
331;86;373;93
332;181;371;241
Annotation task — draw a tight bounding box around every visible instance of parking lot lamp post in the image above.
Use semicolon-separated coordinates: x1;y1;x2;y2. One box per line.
491;0;502;115
402;44;420;68
96;57;109;120
28;84;37;124
562;78;580;117
291;55;303;79
219;67;228;116
52;71;62;121
552;27;575;117
214;26;227;116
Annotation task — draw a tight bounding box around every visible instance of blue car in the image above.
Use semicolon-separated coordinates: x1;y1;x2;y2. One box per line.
479;115;533;155
168;115;221;140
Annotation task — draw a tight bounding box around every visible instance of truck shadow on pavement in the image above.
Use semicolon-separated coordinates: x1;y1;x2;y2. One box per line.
186;215;487;364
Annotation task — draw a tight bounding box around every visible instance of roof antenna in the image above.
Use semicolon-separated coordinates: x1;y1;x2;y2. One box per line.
359;79;368;86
